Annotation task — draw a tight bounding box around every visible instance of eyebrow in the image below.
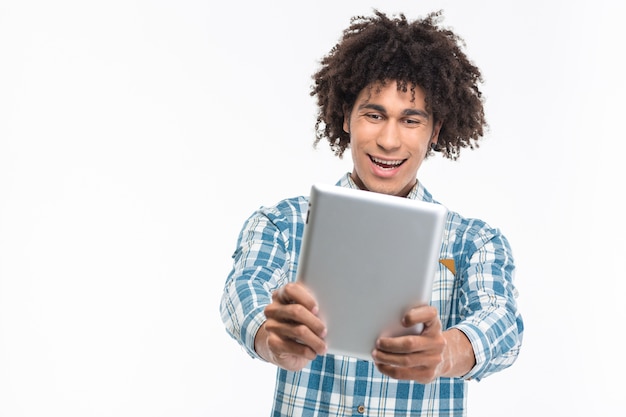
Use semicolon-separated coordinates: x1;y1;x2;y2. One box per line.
358;103;430;119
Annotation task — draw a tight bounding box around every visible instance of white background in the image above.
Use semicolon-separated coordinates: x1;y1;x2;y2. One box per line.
1;1;624;416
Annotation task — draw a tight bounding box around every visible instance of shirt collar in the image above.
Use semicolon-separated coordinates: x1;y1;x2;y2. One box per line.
336;172;435;203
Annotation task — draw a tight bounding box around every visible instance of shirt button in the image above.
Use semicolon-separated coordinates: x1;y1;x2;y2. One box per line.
357;405;365;414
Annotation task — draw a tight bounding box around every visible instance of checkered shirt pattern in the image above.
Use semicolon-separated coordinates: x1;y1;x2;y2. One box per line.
220;173;523;416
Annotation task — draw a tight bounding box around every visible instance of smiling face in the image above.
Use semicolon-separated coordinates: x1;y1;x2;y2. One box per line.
344;81;442;197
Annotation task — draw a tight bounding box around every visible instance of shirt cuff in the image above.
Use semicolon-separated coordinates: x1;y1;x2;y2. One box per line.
240;306;268;360
450;323;492;381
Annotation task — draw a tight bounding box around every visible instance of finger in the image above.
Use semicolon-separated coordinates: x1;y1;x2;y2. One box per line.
273;282;319;313
265;302;327;338
375;362;439;383
372;343;443;366
402;305;441;333
375;334;429;355
264;315;327;355
266;327;326;359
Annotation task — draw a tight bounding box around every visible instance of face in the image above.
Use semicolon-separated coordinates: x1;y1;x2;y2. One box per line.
344;81;441;197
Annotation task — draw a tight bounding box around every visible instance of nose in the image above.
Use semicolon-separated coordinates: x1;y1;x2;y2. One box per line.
376;121;401;151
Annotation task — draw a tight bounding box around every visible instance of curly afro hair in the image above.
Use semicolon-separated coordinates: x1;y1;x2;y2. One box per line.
310;10;486;160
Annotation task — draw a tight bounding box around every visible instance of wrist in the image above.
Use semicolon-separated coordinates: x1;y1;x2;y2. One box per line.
254;322;272;363
440;329;475;378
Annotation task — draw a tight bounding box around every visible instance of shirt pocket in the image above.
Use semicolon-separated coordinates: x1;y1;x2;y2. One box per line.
430;258;457;328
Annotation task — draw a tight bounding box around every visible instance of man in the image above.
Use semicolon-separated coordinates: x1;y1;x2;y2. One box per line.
220;10;523;416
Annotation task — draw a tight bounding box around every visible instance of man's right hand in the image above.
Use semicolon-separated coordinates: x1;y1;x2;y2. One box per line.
254;282;327;371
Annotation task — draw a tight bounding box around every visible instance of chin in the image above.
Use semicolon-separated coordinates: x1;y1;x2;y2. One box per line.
366;184;403;196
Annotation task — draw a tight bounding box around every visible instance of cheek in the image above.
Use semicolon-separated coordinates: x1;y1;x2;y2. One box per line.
350;143;361;164
411;137;432;155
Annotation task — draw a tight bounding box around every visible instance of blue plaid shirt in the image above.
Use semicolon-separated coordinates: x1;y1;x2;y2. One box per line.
220;174;523;416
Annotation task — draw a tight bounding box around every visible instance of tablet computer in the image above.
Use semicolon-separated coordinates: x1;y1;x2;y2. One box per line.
296;183;448;361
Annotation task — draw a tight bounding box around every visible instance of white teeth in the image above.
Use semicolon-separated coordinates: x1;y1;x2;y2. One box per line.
371;156;403;166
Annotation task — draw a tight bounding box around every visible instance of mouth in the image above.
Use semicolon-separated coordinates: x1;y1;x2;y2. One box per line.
370;155;406;170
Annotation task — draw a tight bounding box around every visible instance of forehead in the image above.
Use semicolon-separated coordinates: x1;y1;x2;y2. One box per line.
355;80;428;107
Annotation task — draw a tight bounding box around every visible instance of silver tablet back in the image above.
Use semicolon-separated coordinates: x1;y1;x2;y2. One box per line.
296;183;448;360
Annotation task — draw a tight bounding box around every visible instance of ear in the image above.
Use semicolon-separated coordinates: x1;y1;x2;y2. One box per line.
430;120;443;146
343;105;351;134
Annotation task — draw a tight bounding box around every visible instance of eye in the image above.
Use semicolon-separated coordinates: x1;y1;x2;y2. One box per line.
367;113;383;120
404;118;423;126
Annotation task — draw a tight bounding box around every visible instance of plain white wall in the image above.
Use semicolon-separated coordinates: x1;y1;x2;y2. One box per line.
1;1;624;416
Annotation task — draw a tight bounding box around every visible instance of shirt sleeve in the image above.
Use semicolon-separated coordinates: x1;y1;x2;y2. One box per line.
219;206;295;360
451;224;524;381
